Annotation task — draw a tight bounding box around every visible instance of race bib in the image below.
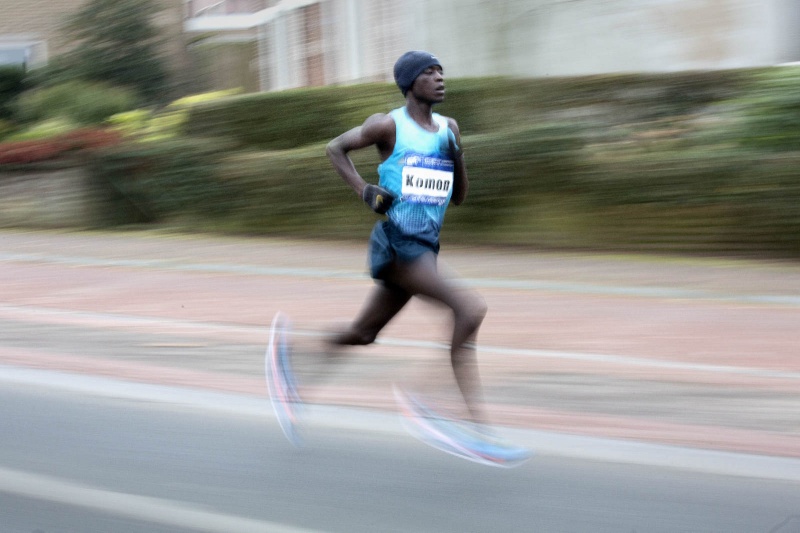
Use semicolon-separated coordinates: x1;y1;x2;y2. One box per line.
401;153;454;206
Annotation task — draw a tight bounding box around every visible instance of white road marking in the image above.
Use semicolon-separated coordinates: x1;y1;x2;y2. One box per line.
0;465;326;533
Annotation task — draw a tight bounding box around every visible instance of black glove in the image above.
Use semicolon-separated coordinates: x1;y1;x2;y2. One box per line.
362;183;395;215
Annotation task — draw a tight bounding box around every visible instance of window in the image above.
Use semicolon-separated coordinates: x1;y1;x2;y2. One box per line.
0;39;47;69
0;46;28;67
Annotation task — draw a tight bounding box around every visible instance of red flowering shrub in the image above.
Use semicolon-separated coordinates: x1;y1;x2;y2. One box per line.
0;128;122;165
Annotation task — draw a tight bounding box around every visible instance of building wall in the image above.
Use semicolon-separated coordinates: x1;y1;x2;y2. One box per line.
0;0;87;65
154;0;197;94
4;0;797;94
407;0;796;78
774;0;800;63
0;0;191;86
186;0;270;17
258;0;797;94
0;0;86;46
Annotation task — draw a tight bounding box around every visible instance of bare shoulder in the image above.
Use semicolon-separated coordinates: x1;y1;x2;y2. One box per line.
361;112;396;138
329;112;396;153
443;116;461;136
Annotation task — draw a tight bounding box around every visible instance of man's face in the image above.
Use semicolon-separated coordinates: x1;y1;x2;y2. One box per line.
410;65;445;103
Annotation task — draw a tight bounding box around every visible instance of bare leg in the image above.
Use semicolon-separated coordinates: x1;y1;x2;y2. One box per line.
382;252;488;425
295;281;411;397
329;282;411;347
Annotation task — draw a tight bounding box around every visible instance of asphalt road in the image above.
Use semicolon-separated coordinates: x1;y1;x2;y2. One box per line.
1;374;799;533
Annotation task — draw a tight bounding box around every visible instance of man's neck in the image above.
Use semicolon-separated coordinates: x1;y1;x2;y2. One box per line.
405;98;437;131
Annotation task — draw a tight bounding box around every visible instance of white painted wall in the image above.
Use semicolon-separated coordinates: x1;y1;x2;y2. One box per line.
408;0;792;78
186;0;800;91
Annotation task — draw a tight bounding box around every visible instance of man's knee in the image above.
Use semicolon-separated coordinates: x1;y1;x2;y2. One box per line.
470;298;488;330
456;294;487;333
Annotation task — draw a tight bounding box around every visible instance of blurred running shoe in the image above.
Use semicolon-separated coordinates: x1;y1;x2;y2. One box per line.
393;386;532;468
267;312;303;446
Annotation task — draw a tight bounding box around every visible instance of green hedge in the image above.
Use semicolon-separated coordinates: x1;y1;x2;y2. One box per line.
184;70;752;146
86;67;800;256
184;84;403;150
186;129;800;254
733;68;800;151
215;145;376;236
86;138;238;225
15;81;139;126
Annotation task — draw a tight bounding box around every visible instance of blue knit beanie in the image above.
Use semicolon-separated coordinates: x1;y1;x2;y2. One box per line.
393;51;442;96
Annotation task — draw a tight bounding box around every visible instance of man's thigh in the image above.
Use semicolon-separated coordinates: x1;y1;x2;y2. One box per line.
384;252;465;310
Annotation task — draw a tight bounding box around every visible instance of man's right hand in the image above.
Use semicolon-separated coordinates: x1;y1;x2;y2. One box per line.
362;184;395;215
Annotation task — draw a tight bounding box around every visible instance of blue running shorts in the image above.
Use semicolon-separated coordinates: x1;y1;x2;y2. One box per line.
368;221;439;281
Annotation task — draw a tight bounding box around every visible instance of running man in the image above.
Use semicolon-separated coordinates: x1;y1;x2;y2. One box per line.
270;51;530;466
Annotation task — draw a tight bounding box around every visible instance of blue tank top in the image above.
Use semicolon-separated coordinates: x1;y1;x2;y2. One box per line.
377;107;456;246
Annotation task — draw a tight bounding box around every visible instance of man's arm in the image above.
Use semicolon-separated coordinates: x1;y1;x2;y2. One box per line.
447;118;468;206
326;113;395;199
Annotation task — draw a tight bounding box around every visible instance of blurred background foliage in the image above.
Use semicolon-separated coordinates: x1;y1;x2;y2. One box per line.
86;137;236;225
57;0;169;104
733;68;800;151
0;66;27;122
13;81;138;130
1;62;799;256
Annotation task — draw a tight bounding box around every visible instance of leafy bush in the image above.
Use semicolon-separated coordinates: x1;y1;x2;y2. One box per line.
87;137;238;223
16;81;139;125
169;88;243;109
75;68;800;255
107;108;185;143
108;89;245;142
570;149;800;254
0;119;16;140
184;84;403;149
0;127;122;165
106;109;154;138
184;72;750;149
215;145;375;236
0;66;26;120
6;118;80;141
61;0;168;103
445;123;587;233
203;122;587;239
731;67;800;151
